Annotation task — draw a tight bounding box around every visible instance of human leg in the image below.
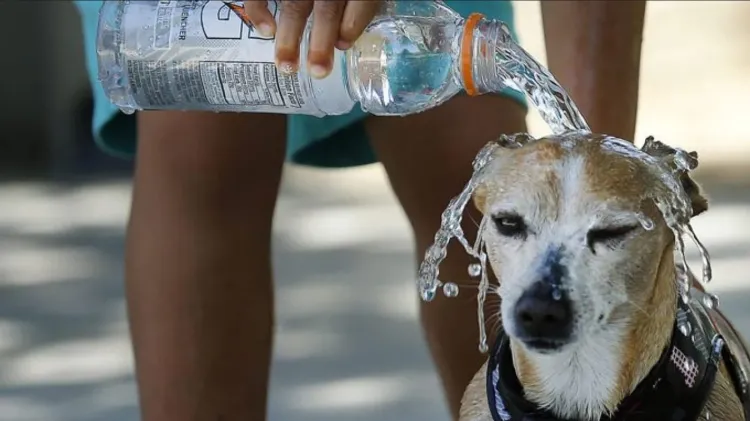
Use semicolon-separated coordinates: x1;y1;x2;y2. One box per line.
127;111;286;421
73;4;286;417
366;94;527;418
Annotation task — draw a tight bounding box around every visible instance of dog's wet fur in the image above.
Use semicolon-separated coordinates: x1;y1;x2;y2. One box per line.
459;134;744;421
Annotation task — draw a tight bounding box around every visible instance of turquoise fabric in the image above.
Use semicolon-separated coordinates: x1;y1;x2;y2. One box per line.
74;0;527;167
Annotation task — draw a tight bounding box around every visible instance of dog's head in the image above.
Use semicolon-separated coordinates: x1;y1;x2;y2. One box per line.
473;133;707;355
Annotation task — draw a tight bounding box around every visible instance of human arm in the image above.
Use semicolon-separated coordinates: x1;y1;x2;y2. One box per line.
541;1;647;141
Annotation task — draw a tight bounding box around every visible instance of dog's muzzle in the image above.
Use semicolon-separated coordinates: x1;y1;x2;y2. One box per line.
513;281;573;351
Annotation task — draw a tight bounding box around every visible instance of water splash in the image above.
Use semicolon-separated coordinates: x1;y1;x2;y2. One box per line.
416;134;537;300
417;132;718;353
415;134;534;352
415;17;716;354
685;223;712;284
702;293;720;309
417;141;497;302
604;135;715;304
477;249;490;353
467;262;482;278
473;21;591;135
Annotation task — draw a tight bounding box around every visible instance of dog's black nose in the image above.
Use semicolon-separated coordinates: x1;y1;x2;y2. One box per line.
514;281;573;343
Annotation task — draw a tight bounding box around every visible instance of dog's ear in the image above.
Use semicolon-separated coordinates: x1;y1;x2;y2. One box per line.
680;172;708;217
641;136;708;217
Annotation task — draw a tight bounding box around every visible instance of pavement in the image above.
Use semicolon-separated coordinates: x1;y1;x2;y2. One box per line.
1;1;750;420
1;165;749;421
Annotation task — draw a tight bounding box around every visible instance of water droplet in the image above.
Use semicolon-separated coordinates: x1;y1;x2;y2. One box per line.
685;223;712;283
119;106;136;115
712;336;725;355
679;283;691;303
702;293;719;309
669;227;694;302
442;282;459;298
467;263;481;277
673;149;697;172
679;320;692;336
419;275;440;302
636;213;655;231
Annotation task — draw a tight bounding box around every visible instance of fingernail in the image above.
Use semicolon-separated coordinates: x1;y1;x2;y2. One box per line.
336;40;351;50
309;64;329;79
277;61;296;74
257;23;274;38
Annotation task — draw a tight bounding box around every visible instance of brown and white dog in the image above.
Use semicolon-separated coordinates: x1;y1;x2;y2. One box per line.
459;133;750;421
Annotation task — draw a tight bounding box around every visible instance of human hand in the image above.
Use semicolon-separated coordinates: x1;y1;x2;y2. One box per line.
243;0;383;78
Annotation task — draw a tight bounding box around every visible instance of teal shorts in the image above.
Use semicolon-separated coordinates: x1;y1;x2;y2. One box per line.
74;1;526;168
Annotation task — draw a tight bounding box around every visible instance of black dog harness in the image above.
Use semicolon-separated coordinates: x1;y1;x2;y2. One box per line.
487;291;750;421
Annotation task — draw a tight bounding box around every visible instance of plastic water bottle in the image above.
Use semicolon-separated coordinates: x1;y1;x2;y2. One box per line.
97;0;520;117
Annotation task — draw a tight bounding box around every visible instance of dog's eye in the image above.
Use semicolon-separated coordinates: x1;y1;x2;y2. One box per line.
587;225;638;251
494;214;527;238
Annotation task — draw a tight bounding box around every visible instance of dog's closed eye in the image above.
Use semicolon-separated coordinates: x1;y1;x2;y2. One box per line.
493;213;527;238
586;225;638;252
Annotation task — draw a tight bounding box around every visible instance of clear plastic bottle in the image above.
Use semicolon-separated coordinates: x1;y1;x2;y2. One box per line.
97;0;523;117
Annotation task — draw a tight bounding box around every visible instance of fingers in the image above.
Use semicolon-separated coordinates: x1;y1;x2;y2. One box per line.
338;0;382;50
274;0;381;78
276;0;314;73
307;1;346;78
242;1;276;38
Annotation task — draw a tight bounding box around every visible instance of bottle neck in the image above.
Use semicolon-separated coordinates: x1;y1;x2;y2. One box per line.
457;15;591;134
457;15;515;96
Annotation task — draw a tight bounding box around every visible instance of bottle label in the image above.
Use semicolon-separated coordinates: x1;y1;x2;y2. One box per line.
116;0;349;115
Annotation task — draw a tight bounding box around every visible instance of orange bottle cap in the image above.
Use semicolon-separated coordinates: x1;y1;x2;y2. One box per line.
461;13;485;97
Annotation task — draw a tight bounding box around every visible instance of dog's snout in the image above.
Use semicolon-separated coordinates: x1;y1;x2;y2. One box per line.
514;281;573;344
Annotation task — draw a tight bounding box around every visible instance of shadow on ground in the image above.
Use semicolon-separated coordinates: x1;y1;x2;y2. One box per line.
0;169;748;421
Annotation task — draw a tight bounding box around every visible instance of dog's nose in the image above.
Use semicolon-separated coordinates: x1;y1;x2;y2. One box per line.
514;281;573;340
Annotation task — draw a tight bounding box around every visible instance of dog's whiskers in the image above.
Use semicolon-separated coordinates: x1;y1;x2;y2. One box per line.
447;279;482;290
467;213;482;230
486;312;504;337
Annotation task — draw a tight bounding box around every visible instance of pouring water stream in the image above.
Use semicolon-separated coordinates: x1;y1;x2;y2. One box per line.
417;21;716;354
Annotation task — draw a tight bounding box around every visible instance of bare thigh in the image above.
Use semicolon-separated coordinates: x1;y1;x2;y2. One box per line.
366;95;527;418
133;111;286;211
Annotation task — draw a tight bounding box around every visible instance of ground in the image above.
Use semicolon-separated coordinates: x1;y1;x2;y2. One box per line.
0;165;749;421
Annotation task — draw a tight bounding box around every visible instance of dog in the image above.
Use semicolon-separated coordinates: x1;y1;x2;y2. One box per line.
458;132;750;421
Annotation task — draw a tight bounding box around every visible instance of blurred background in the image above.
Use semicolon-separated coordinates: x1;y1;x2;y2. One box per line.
0;1;749;420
